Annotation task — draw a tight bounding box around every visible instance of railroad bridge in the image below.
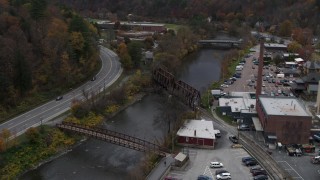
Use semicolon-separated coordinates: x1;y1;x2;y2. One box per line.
57;122;170;156
152;66;201;110
56;67;201;156
198;39;243;49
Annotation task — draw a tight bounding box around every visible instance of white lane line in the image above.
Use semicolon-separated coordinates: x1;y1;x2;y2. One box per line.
277;161;304;180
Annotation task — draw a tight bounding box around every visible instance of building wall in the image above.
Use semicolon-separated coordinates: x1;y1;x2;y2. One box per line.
177;136;214;147
265;115;312;144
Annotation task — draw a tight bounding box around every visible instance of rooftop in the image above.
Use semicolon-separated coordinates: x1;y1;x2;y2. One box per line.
219;92;257;113
259;97;310;116
177;119;216;139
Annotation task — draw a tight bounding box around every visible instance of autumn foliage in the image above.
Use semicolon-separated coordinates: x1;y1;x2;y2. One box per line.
0;1;99;122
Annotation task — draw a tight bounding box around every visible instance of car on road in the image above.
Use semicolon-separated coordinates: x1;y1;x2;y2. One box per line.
229;135;238;143
253;174;268;180
55;96;63;101
197;175;213;180
210;161;223;168
216;172;231;180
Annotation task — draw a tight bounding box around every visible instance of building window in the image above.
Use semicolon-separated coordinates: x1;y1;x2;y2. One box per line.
186;137;189;142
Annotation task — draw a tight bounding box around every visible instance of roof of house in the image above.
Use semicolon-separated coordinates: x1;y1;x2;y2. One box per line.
301;72;320;83
303;61;320;69
259;97;310;116
177;119;216;139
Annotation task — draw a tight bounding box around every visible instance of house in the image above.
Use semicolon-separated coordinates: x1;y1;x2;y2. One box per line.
303;61;320;74
256;96;312;144
176;119;216;149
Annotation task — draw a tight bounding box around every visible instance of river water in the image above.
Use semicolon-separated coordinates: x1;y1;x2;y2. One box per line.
20;49;228;180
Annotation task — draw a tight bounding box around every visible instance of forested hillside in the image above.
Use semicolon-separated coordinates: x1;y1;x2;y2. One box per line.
0;0;99;120
55;0;320;35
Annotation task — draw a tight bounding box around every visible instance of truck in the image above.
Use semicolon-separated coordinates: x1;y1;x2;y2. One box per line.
285;144;302;156
276;73;285;78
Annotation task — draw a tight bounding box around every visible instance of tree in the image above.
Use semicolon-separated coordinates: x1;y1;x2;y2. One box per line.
118;43;133;69
279;20;293;37
25;127;40;144
287;41;302;53
0;128;10;149
128;41;143;68
13;50;32;95
30;0;47;20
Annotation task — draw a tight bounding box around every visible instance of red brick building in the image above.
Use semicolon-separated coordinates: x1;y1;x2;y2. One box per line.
256;97;312;144
177;119;216;149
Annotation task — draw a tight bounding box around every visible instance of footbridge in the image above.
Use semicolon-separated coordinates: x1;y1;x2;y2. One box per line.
57;122;170;156
152;66;201;110
198;39;243;49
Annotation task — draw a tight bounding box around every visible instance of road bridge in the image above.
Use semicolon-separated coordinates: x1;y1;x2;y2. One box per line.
57;122;170;156
198;39;243;49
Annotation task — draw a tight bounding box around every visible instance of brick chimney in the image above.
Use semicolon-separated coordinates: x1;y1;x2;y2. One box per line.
256;39;264;98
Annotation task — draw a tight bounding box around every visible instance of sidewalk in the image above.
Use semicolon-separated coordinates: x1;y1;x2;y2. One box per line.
146;155;175;180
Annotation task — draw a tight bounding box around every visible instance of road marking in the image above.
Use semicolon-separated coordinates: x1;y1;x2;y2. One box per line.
277;161;304;180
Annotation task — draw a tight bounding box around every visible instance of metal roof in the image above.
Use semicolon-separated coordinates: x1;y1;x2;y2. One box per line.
177;119;216;139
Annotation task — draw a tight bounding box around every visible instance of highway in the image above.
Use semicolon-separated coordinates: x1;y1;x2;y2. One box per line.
0;46;122;137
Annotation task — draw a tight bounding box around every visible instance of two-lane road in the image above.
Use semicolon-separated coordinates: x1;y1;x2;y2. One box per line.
0;46;122;137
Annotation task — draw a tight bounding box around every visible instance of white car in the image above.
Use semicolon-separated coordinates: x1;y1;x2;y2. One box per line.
216;172;231;179
210;161;223;168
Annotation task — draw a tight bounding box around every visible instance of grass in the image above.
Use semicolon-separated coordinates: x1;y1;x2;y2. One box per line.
215;107;236;125
165;24;184;32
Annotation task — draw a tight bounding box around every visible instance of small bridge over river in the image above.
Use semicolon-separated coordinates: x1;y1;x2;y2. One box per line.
57;122;170;156
198;39;243;49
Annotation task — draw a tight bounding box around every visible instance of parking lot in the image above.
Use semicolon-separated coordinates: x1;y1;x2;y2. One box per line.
220;52;296;96
165;124;265;180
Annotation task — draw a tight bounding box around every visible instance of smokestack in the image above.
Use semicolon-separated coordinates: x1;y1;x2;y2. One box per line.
256;37;264;98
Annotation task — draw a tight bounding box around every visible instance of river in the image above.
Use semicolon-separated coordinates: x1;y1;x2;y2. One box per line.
20;49;228;180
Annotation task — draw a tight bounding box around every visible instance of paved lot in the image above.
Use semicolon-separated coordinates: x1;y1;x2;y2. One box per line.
166;123;261;180
245;131;320;180
221;51;295;96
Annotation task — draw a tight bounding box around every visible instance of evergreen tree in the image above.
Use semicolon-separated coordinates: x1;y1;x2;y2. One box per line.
13;50;32;95
30;0;47;20
128;41;143;68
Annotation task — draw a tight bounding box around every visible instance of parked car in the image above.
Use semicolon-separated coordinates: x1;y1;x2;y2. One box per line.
250;166;262;173
229;135;238;143
245;159;258;166
197;175;213;180
215;170;229;175
313;133;320;142
253;174;268;180
242;157;255;163
216;172;231;180
55;96;63;101
210;161;223;168
238;124;250;131
252;169;267;176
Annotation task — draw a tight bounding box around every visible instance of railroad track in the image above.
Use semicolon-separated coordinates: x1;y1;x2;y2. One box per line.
198;107;292;180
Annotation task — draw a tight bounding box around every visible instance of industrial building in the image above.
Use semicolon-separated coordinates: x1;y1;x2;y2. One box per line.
176;119;216;149
256;96;312;144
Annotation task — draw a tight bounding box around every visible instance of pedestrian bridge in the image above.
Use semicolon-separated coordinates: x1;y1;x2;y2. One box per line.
198;39;243;49
57;122;170;156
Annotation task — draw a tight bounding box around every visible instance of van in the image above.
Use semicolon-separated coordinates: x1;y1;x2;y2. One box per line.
236;65;243;71
276;73;285;78
210;161;223;168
